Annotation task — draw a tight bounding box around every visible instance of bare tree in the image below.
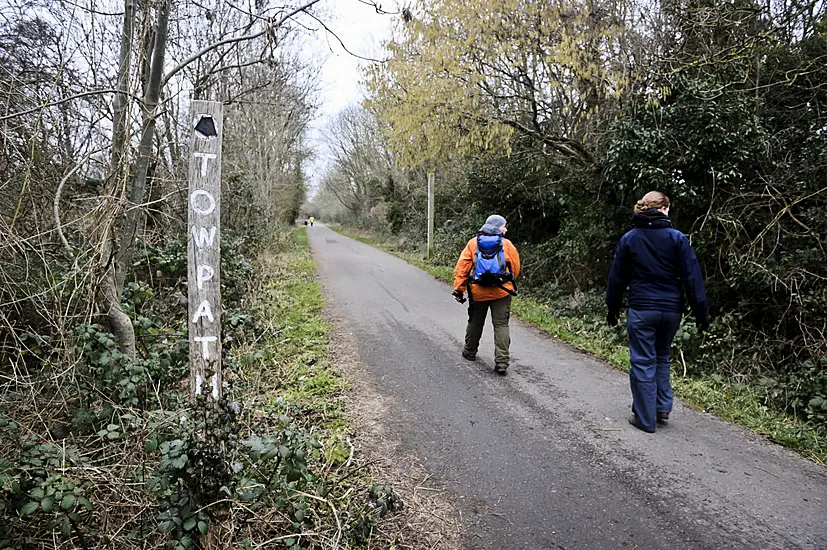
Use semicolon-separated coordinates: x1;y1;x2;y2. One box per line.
93;0;324;355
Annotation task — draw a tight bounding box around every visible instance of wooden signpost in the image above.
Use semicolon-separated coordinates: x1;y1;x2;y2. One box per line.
187;100;223;402
427;172;435;259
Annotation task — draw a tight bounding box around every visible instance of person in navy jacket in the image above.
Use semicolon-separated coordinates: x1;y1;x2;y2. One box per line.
606;191;709;433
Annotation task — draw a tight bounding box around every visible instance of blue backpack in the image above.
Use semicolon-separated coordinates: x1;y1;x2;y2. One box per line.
469;234;516;295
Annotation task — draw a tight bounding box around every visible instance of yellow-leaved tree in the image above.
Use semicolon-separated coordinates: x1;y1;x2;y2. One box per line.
366;0;646;167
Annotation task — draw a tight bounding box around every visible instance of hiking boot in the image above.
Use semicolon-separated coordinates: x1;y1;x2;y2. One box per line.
628;415;655;433
657;412;670;423
462;351;476;361
494;364;508;375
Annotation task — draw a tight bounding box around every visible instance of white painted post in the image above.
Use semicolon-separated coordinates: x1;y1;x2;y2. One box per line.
427;172;435;259
187;100;223;402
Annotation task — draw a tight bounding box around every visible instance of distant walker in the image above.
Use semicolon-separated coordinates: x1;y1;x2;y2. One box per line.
452;215;520;375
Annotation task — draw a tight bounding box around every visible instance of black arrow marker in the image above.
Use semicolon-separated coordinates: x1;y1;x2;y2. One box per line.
195;116;217;138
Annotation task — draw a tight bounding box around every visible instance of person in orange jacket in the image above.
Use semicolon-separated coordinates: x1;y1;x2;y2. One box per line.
452;215;520;375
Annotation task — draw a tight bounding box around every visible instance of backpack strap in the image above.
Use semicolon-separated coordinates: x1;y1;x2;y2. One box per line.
497;281;517;296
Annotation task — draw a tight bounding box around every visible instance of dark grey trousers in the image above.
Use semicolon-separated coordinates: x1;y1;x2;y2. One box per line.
463;295;512;366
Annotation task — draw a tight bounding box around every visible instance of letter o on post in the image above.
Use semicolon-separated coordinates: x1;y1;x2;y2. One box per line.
191;190;216;215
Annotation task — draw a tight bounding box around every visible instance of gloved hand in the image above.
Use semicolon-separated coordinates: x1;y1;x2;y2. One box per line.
607;309;619;327
452;290;466;304
696;313;710;333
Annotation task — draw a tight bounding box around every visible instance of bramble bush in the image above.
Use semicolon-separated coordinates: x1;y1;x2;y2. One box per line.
1;227;405;549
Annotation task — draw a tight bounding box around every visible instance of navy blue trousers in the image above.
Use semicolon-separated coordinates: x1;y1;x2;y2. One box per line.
627;309;682;432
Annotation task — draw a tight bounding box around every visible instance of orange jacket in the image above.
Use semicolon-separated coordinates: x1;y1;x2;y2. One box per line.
453;236;520;301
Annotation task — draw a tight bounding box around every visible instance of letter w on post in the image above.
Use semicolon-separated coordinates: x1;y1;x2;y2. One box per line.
192;226;217;249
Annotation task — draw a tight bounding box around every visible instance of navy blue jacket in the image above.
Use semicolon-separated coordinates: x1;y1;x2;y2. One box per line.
606;210;708;318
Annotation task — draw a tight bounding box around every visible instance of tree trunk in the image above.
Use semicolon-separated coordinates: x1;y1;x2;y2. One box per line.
101;0;137;356
116;0;171;291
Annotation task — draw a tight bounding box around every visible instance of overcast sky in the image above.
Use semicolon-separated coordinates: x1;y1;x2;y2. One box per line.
302;0;401;195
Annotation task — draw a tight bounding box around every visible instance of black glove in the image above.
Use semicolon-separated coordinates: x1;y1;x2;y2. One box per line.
696;313;710;333
452;290;466;304
607;310;619;326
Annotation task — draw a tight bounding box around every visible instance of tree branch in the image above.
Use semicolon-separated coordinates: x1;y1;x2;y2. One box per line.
499;118;594;165
0;89;138;122
355;0;402;15
302;10;386;63
54;148;106;254
161;0;323;87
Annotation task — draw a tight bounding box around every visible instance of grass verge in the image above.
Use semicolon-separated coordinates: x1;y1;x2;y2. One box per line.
330;225;827;465
237;227;405;546
250;229;347;429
